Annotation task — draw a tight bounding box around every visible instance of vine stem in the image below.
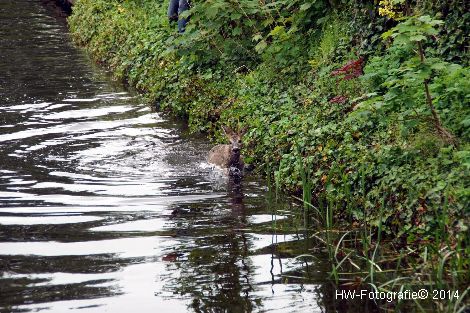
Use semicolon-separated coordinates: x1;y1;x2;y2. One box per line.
417;41;457;146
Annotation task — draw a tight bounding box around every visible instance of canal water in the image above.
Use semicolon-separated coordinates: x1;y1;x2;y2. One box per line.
0;1;344;312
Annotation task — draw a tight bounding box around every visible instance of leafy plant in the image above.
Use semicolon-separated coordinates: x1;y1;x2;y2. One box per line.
381;15;459;145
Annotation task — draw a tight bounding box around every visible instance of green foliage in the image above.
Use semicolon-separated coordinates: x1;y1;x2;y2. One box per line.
308;14;349;71
418;0;470;65
178;0;261;65
359;15;469;143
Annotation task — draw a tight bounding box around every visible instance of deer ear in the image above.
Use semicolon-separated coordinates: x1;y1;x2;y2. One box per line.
239;126;248;136
221;126;233;137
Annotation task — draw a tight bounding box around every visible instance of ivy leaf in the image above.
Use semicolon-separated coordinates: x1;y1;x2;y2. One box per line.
206;6;219;19
262;18;274;27
252;34;263;42
287;25;298;34
232;27;242;36
255;40;267;53
269;25;285;37
461;118;470;127
230;12;242;20
202;72;213;79
299;3;312;11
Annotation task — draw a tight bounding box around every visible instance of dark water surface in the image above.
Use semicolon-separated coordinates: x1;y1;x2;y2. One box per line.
0;1;341;312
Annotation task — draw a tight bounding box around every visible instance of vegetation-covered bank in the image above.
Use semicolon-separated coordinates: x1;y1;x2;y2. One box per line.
68;0;469;310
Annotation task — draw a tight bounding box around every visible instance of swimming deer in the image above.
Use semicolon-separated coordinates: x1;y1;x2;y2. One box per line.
208;126;247;176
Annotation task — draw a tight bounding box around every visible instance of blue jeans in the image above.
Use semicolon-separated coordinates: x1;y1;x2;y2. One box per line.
168;0;190;33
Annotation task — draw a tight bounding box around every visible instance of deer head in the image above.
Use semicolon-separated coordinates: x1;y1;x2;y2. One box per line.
222;126;247;153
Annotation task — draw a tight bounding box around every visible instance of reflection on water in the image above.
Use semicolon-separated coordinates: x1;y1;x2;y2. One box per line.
0;1;382;313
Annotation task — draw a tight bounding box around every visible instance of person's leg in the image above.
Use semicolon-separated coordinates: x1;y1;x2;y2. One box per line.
168;0;179;22
177;0;190;33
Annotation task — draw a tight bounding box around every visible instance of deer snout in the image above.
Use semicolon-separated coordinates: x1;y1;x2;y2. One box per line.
232;146;240;152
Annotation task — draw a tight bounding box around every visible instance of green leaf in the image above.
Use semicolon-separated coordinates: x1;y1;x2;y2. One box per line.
269;25;285;37
262;18;274;27
206;6;219;19
299;3;312;11
255;40;267;53
461;118;470;127
409;34;426;42
430;62;447;71
232;27;242;36
230;12;242;20
381;29;395;40
252;34;263;42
